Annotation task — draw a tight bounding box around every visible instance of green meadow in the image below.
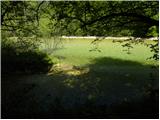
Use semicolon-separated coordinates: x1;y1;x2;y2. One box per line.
41;38;157;66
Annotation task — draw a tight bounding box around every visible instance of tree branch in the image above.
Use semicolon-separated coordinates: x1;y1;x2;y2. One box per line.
84;12;159;27
36;1;45;26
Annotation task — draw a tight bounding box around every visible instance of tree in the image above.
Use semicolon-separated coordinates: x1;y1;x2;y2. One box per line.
2;1;158;37
48;1;158;37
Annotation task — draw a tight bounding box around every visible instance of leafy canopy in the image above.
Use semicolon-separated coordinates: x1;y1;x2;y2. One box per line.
1;1;159;37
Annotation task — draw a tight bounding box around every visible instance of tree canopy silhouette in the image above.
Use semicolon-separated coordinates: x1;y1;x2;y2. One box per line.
1;1;159;37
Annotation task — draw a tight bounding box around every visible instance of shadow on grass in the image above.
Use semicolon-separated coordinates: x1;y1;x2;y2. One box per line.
2;57;159;119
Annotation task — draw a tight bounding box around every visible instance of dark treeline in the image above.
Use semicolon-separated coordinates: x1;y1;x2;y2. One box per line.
1;1;159;37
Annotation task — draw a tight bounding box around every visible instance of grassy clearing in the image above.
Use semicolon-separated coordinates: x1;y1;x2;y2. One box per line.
2;38;158;118
40;38;157;66
40;38;158;92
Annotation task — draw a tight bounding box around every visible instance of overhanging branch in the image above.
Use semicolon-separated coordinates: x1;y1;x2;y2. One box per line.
84;12;159;27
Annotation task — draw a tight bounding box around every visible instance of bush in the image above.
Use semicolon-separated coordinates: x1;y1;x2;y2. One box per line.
2;46;53;74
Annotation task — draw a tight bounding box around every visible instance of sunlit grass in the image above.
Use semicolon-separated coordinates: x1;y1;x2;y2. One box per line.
40;38;157;66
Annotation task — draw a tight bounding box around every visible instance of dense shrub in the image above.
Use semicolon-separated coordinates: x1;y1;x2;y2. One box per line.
2;43;53;74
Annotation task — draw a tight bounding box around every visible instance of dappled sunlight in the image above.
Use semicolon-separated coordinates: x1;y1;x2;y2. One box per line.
2;57;158;118
65;67;90;76
48;63;90;76
46;57;158;107
65;70;82;76
63;78;77;88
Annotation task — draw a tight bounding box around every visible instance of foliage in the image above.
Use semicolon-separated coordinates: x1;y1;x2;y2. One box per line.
49;1;159;37
1;1;39;36
2;38;53;74
147;41;159;61
1;1;54;74
2;1;158;37
113;38;159;61
146;26;159;37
